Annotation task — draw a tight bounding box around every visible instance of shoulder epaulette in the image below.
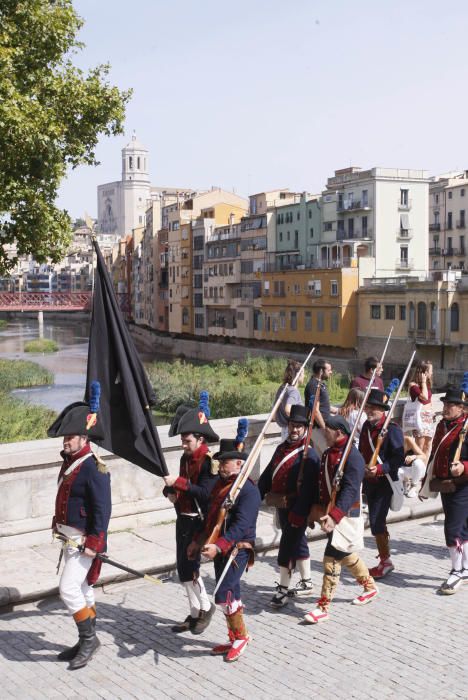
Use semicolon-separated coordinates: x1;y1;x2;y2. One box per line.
92;451;109;474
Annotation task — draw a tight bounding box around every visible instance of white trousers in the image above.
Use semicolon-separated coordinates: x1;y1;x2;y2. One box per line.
59;541;95;614
399;457;426;483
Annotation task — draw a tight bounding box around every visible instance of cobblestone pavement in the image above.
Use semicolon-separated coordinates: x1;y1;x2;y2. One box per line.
0;515;466;700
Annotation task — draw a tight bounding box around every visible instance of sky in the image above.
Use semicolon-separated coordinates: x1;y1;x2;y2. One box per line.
58;0;468;219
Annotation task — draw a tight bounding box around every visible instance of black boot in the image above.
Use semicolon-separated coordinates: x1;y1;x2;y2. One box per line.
58;616;96;662
171;615;197;633
68;617;100;671
191;603;216;635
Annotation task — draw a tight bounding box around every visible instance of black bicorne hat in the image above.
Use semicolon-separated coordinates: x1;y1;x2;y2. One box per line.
325;415;351;435
168;404;193;437
365;388;390;411
172;391;219;443
47;403;105;442
288;404;308;425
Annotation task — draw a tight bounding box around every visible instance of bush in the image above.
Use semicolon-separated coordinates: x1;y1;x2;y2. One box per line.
0;319;7;329
0;359;53;391
0;392;56;442
24;338;59;353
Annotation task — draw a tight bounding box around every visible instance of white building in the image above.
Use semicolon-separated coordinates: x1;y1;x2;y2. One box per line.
429;171;468;273
319;167;430;279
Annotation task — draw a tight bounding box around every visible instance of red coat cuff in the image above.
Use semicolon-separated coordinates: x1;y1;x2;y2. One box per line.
215;537;232;556
463;461;468;476
288;511;306;528
85;533;106;553
375;464;384;476
174;476;189;491
329;506;345;524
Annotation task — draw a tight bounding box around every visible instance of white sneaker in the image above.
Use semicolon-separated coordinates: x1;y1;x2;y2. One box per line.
304;607;329;624
352;586;379;606
289;578;314;597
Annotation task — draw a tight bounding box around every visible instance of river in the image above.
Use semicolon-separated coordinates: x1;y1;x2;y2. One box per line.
0;316;90;412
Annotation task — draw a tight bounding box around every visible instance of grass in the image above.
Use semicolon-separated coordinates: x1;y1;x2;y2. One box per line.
24;338;59;353
0;359;56;443
0;319;7;329
146;356;351;420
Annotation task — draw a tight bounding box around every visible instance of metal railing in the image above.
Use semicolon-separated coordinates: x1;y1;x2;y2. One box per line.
398;198;412;210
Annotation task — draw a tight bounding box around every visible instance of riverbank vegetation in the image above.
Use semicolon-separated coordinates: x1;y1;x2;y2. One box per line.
0;319;7;329
0;360;56;443
24;338;59;353
146;356;350;420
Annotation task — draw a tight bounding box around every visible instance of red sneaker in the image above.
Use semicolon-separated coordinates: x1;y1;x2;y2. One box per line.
224;635;249;662
369;558;394;579
352;587;379;606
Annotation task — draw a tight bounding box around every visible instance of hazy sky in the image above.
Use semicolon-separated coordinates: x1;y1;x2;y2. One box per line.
58;0;468;219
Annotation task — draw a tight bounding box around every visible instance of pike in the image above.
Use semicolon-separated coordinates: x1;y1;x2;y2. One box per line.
54;533;162;585
206;347;315;596
297;369;323;490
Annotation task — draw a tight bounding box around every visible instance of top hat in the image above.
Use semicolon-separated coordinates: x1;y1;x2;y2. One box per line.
47;402;104;442
288;404;308;425
365;388;390;411
213;438;248;462
441;388;468;406
325;415;351;435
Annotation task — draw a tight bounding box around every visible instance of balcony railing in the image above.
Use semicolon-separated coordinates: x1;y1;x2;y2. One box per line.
429;223;441;231
396;228;413;239
336;228;372;241
395;258;414;269
429;247;441;255
337;200;371;213
456;220;466;229
398;199;412;210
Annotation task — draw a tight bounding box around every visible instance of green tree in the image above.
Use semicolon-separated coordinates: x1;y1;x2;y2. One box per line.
0;0;131;274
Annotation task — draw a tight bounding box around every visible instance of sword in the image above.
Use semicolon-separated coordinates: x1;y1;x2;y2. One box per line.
54;533;162;585
211;548;238;600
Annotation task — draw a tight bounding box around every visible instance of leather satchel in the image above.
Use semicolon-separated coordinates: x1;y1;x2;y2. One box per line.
429;475;468;493
265;492;293;509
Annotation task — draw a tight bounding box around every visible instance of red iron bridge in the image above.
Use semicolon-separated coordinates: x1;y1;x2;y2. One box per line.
0;292;130;313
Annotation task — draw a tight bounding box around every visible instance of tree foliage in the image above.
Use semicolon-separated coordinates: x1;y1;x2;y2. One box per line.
0;0;131;274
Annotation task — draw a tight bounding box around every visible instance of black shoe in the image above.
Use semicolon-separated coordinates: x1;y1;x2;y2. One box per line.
58;617;96;661
171;615;197;633
68;617;101;671
191;604;216;635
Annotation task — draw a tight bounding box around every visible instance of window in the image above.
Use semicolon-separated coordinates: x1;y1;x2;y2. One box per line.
362;216;368;236
460;210;465;228
399;305;406;321
293;283;301;295
430;302;437;331
287;231;290;241
182;307;189;326
330;280;338;296
462;189;465;197
447;212;453;229
348;218;354;237
450;303;460;332
362;189;368;207
417;302;427;331
460;235;465;254
129;156;133;169
448;191;453;199
277;214;281;224
309;209;312;219
314;280;322;296
290;311;297;331
264;280;270;294
317;311;324;331
294;230;299;248
385;305;396;320
137;157;141;169
297;212;300;221
279;311;286;330
408;302;415;329
195;314;204;329
330;310;338;332
371;304;381;319
237;311;245;321
324;222;333;231
305;311;312;331
310;227;314;238
279;232;283;242
400;189;409;206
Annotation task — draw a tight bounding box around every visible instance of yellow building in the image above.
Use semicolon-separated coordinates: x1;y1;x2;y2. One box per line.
357;272;468;373
256;267;359;349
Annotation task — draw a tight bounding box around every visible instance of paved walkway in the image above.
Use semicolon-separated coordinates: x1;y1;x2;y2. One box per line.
0;515;466;699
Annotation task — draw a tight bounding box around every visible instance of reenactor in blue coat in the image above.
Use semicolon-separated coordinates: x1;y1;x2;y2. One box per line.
189;427;261;663
48;393;111;670
420;385;468;594
163;392;219;635
359;389;404;578
304;416;378;624
258;404;320;607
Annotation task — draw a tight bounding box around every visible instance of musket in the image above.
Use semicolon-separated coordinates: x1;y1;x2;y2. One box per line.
297;370;322;490
313;325;395;520
54;533;162;585
205;346;316;546
452;415;468;464
366;350;416;472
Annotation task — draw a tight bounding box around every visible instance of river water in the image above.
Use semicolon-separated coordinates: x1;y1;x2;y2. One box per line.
0;316;90;412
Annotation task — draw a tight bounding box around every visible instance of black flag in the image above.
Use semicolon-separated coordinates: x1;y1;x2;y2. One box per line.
85;238;168;477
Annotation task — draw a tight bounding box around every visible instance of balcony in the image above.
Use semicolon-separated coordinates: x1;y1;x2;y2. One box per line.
395;258;414;270
337;200;371;213
429;223;441;232
429;247;441;255
456;220;466;229
396;228;413;240
398;199;412;210
336;227;373;241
